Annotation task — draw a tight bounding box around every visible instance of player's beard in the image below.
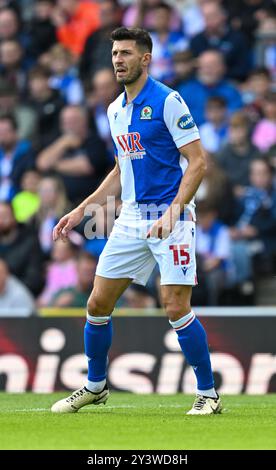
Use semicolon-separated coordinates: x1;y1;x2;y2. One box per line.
116;64;143;85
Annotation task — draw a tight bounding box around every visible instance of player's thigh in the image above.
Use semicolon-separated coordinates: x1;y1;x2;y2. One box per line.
88;275;132;316
96;231;156;287
160;284;192;321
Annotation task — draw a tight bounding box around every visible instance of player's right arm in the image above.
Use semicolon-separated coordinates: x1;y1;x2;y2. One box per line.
53;159;121;241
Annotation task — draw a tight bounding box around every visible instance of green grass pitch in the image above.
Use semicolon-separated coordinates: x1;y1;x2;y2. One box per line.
0;393;276;450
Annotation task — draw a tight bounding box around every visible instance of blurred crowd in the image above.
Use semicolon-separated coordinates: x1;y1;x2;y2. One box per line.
0;0;276;314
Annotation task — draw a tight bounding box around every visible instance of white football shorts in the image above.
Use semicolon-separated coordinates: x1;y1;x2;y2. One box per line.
96;203;197;286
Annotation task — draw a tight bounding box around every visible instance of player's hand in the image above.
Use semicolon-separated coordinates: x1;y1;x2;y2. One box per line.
53;207;84;242
146;208;178;239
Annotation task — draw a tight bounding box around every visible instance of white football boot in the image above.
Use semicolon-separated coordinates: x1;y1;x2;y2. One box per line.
187;394;222;415
51;384;109;413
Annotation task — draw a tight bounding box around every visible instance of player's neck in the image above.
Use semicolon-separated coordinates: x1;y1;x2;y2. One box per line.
125;72;149;104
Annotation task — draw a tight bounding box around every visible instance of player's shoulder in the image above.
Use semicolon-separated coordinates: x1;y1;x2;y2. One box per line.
149;77;188;111
149;77;180;104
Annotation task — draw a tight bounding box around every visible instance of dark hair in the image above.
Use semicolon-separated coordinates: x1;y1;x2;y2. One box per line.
28;65;51;81
110;27;152;53
206;96;227;108
0;112;17;130
155;1;172;13
248;66;271;80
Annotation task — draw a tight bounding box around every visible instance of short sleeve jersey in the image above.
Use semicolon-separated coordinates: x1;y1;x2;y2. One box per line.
107;76;200;206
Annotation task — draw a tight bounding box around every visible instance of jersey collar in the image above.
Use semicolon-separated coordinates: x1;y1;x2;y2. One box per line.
122;75;154;107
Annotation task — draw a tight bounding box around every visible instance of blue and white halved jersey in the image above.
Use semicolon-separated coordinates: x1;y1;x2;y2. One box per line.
107;75;200;210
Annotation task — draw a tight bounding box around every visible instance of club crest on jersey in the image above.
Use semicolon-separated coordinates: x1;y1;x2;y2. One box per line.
140;106;152;120
116;132;146;159
177;114;195;130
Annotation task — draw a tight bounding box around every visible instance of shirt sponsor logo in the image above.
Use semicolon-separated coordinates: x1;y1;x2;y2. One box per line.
140;106;152;120
116;132;146;160
177;114;195;130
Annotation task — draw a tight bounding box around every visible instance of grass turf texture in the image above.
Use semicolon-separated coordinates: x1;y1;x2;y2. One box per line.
0;393;276;450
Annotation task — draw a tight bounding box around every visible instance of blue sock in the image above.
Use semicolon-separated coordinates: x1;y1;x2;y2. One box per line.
84;313;112;386
170;311;214;391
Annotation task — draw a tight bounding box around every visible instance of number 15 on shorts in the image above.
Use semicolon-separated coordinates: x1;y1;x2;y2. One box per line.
169;244;190;266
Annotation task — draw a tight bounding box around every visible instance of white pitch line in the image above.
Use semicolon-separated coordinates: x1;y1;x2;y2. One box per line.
3;408;49;412
2;404;186;413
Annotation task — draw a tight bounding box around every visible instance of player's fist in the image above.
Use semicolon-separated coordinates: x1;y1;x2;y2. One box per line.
53;207;84;242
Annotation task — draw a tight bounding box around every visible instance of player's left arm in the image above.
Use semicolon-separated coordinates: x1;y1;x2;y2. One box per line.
172;138;206;211
147;139;206;238
147;91;206;239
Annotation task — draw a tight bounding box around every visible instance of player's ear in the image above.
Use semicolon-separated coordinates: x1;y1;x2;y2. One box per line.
142;53;152;67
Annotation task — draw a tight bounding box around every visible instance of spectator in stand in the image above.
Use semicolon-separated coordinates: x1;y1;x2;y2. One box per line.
0;113;35;201
80;0;122;81
216;111;260;195
172;50;195;88
226;0;274;45
0;259;35;316
230;158;276;280
36;105;109;204
48;44;84;105
12;169;41;223
0;40;29;95
37;233;83;307
199;96;229;153
255;12;276;80
0;201;44;296
87;68;121;164
177;49;242;126
27;0;57;59
51;251;97;307
0;8;19;40
196;152;235;225
252;90;276;152
241;67;272;124
0;8;33;65
53;0;100;59
34;175;71;256
0;79;37;142
28;65;65;149
190;0;250;81
196;200;233;305
149;2;188;85
0;1;20;16
123;0;182;32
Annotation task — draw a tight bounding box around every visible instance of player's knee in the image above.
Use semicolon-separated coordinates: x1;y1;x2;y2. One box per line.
163;298;191;321
87;294;113;317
